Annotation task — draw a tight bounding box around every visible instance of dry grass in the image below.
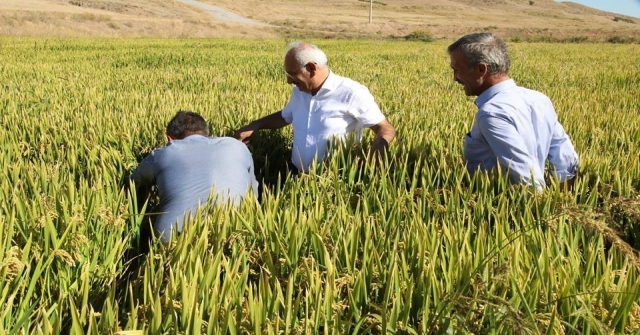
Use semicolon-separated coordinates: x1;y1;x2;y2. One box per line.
0;0;640;40
0;0;638;39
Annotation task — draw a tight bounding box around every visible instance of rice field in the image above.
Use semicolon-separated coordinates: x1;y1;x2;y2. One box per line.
1;37;639;334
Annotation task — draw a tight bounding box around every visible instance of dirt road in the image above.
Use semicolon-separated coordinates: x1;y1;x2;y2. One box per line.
176;0;271;27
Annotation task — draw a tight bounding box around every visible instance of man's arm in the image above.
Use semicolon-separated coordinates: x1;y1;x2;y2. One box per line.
346;87;396;158
548;122;579;190
369;119;396;157
130;156;157;211
234;111;289;144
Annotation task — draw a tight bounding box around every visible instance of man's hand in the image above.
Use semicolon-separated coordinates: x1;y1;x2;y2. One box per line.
368;119;396;161
233;111;289;145
559;175;576;192
234;125;257;145
369;137;390;160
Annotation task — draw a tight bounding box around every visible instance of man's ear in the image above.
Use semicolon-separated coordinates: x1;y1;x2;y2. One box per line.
167;134;175;141
477;63;489;77
306;62;318;76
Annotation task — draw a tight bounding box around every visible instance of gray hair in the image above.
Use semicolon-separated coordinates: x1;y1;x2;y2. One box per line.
447;33;510;75
286;42;328;70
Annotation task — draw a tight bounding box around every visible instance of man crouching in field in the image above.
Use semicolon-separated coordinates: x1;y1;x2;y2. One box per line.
130;111;258;243
448;33;579;190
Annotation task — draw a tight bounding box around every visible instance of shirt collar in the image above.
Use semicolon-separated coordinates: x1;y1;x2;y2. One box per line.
318;71;338;93
474;79;516;107
174;134;207;142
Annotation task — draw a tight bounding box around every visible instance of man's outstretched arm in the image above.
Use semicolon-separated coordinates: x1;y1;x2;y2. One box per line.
234;111;289;144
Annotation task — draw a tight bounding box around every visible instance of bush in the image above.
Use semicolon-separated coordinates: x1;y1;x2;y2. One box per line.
566;35;589;43
613;16;635;24
404;29;434;42
607;35;638;44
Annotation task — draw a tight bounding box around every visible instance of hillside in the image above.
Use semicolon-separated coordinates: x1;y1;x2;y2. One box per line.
1;0;638;40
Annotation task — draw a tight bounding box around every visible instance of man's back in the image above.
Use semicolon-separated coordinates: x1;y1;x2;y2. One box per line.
132;135;258;241
468;80;578;187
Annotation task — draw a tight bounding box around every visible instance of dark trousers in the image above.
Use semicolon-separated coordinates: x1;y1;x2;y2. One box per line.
286;161;300;176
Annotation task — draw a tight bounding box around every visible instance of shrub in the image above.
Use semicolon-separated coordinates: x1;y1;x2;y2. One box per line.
510;36;523;43
607;35;637;44
613;16;635;24
404;29;434;42
565;35;589;43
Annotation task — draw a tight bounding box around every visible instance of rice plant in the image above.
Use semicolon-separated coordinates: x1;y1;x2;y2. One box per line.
0;37;638;334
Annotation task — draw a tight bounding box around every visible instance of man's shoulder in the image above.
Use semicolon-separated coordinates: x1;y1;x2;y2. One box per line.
333;74;368;91
212;136;245;144
478;93;521;119
486;83;550;106
210;136;252;152
165;136;246;151
479;85;554;120
515;85;550;101
201;136;240;145
326;75;373;104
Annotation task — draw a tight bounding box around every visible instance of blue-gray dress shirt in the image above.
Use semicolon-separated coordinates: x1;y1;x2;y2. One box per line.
131;135;258;242
464;79;579;189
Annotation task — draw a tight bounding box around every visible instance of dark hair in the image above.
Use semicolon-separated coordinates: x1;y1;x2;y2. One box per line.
447;33;510;75
166;111;209;139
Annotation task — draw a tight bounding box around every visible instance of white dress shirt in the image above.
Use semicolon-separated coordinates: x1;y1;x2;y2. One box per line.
281;72;386;172
464;79;579;189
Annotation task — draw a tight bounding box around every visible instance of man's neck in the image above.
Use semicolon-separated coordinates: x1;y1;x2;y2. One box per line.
487;73;510;87
310;70;330;96
479;74;510;96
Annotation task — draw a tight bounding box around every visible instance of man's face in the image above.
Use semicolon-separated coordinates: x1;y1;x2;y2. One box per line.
284;54;313;93
450;49;483;97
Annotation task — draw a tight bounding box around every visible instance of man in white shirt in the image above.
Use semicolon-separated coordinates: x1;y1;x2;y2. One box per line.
448;33;579;190
234;42;396;174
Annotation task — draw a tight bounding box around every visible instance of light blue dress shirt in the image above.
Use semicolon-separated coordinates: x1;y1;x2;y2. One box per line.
464;79;579;189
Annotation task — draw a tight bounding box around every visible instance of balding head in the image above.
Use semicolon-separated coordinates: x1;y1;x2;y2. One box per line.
283;41;330;95
285;42;328;69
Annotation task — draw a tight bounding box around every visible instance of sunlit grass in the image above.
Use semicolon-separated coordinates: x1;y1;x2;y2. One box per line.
1;38;638;333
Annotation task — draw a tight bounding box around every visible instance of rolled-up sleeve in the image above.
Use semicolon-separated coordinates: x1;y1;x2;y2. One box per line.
348;88;386;127
548;122;579;182
130;154;157;202
281;90;296;124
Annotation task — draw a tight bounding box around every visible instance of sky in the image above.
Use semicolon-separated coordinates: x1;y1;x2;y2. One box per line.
556;0;640;18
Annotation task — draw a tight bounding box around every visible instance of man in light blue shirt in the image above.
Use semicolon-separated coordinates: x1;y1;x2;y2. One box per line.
131;111;258;242
448;33;579;190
